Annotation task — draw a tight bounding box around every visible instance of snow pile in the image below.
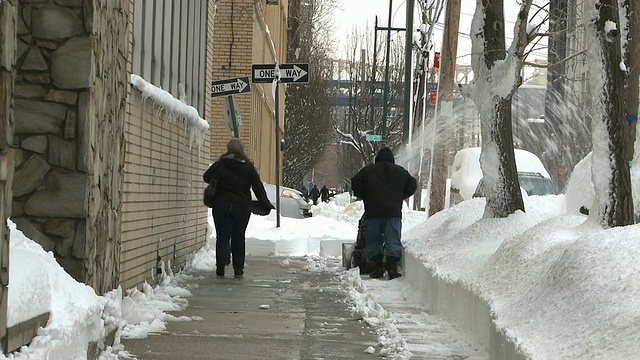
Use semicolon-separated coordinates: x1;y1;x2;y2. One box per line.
4;220;106;359
120;274;198;339
340;268;413;359
3;220;204;359
405;194;640;359
310;197;363;223
7;221;50;327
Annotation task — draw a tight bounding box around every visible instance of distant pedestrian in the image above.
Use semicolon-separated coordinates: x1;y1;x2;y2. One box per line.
320;185;330;202
203;138;274;279
350;147;417;279
310;184;320;205
301;186;309;202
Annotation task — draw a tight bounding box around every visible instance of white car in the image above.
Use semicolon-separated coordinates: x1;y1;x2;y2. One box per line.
449;147;555;206
253;183;311;219
565;152;640;222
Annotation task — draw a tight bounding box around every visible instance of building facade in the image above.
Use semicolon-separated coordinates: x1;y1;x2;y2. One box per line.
209;0;288;182
1;0;216;353
0;0;18;353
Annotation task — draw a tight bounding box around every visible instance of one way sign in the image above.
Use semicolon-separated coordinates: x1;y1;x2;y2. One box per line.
210;76;251;97
251;63;309;83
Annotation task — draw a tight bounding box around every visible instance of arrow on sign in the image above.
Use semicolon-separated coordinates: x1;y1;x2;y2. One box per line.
281;65;308;82
251;63;310;83
211;76;251;97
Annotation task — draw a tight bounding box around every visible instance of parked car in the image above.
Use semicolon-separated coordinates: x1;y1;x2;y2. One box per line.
565;152;640;222
473;171;556;198
450;147;555;206
253;183;311;219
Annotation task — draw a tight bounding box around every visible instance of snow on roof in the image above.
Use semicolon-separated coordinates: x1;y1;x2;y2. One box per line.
130;74;209;149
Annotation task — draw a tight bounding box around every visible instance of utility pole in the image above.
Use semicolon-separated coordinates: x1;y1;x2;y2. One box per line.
378;3;406;147
370;17;379;130
428;0;460;216
381;0;394;146
403;0;415;144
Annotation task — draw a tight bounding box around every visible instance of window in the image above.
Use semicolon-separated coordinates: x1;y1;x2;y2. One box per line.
132;0;207;113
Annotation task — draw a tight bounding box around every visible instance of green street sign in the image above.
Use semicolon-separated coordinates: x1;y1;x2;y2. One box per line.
366;134;382;142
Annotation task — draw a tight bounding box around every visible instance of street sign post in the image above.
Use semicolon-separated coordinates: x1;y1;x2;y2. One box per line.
210;76;251;97
251;63;309;83
250;63;310;227
223;96;242;138
366;134;383;142
211;76;251;138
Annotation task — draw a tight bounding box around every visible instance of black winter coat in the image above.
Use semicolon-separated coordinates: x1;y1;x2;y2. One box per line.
203;155;272;210
351;160;417;219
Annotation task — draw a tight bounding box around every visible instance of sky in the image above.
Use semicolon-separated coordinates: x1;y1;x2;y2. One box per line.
3;162;640;359
333;0;547;66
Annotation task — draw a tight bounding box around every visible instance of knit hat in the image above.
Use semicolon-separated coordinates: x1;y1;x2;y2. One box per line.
374;147;395;163
227;138;244;153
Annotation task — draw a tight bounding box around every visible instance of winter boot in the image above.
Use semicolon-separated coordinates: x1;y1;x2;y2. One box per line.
369;255;385;279
216;266;225;278
386;257;402;280
234;268;244;278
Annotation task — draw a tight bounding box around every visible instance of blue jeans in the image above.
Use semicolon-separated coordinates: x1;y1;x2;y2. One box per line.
362;217;403;261
212;203;251;270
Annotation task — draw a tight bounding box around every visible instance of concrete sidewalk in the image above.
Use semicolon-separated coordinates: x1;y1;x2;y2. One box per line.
121;256;376;360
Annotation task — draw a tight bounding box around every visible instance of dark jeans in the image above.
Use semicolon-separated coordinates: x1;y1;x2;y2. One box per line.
362;217;403;261
212;203;251;270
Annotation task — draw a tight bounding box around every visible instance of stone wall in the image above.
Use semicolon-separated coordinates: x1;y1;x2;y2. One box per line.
11;0;128;294
83;0;128;294
0;0;18;353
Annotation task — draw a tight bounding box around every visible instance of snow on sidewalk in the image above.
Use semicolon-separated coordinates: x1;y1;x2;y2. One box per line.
341;266;489;360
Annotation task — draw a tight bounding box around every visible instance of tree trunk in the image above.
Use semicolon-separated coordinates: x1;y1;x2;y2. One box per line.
471;0;528;218
591;0;634;227
484;97;524;218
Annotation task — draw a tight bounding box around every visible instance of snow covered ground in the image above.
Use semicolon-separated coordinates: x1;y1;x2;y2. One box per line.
2;191;639;359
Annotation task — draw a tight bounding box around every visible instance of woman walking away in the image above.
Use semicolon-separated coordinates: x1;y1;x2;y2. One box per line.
203;138;273;278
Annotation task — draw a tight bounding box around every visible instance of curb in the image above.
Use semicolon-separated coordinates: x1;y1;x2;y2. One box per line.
403;252;528;360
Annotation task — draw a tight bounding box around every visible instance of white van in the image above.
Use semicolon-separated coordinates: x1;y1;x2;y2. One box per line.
449;147;555;206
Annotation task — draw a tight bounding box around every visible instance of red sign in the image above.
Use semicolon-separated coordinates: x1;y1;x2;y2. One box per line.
429;90;437;106
434;52;440;68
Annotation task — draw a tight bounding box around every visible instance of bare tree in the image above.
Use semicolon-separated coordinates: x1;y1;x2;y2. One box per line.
283;0;338;188
587;0;634;227
469;0;534;218
334;28;406;178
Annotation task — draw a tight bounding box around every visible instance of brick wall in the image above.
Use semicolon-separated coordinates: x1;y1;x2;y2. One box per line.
210;0;288;184
119;88;209;290
119;0;214;290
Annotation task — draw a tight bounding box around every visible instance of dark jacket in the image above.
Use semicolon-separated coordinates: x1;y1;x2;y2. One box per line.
320;186;330;201
310;186;320;200
203;155;272;210
351;153;417;219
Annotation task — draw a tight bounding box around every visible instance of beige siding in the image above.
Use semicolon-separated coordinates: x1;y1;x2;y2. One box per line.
120;90;208;290
121;0;214;290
